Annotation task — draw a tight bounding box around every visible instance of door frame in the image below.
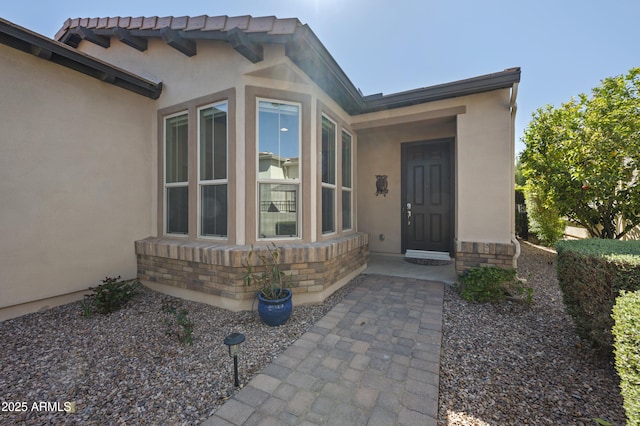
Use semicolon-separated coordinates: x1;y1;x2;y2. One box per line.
400;138;455;255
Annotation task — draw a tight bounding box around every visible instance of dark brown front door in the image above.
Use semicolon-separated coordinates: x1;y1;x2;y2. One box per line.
401;140;453;254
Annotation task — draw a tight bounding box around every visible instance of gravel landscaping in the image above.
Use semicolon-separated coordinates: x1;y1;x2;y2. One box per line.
438;241;626;425
0;279;361;425
0;241;627;425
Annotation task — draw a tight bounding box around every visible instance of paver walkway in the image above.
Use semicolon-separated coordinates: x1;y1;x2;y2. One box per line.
204;274;444;425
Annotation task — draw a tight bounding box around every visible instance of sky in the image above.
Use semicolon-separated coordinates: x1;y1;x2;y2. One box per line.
3;0;638;156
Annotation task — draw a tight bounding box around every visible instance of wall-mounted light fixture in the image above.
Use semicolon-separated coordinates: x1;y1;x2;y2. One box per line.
224;332;246;387
375;175;388;197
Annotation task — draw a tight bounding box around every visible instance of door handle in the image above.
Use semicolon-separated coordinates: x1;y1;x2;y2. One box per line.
406;202;412;225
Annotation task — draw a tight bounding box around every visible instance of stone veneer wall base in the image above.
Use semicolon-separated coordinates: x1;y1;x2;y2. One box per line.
135;233;369;311
455;239;517;273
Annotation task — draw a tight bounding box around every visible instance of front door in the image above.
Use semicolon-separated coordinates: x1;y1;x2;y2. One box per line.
401;139;453;254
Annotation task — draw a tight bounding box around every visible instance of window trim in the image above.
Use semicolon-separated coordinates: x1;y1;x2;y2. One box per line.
197;101;229;239
256;97;303;241
157;88;236;241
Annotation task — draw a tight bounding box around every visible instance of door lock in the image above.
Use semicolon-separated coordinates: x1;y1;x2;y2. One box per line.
406;202;412;225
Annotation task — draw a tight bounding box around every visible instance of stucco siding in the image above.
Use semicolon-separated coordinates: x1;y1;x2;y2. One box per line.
456;89;513;244
0;44;155;315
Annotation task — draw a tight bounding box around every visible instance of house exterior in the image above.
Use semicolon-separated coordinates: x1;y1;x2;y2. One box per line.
0;15;521;320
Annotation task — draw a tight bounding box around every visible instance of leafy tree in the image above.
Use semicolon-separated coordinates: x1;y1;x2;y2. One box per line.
520;68;640;239
514;157;526;187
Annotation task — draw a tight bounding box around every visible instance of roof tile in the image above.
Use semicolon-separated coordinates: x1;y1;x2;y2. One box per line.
246;16;275;33
184;15;207;31
141;17;158;30
155;16;173;30
269;18;299;35
224;15;250;31
172;16;188;30
129;17;144;29
56;14;301;40
203;15;227;31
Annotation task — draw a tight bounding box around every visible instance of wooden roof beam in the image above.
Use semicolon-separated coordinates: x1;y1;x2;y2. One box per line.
114;27;147;52
75;27;110;48
160;27;196;57
227;27;263;63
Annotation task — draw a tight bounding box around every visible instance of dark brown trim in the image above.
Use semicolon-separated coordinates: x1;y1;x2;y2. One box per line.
0;18;162;99
228;28;263;63
363;68;521;113
160;27;197;57
114;27;148;52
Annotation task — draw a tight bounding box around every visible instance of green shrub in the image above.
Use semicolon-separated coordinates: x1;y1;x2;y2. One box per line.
458;266;532;304
161;298;194;345
83;276;141;316
556;239;640;357
612;290;640;425
525;188;565;246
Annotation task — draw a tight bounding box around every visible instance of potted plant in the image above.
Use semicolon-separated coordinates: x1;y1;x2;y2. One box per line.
243;243;292;326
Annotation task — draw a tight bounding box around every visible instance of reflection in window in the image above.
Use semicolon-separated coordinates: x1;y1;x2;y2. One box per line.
259;183;298;237
257;100;300;238
342;130;352;230
165;113;188;234
199;103;228;237
321;116;336;234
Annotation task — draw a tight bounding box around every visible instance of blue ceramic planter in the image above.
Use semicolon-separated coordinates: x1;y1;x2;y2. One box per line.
257;289;292;327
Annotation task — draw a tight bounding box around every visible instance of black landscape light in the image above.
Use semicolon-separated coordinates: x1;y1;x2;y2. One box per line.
224;332;245;387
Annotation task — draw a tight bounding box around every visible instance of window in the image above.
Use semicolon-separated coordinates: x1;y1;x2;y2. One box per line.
321;116;337;234
257;100;301;238
198;102;228;237
162;95;230;239
164;113;189;235
341;130;352;230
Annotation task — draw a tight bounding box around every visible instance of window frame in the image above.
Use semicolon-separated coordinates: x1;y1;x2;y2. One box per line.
341;129;353;231
163;110;189;237
321;114;338;235
197;101;229;239
256;97;303;241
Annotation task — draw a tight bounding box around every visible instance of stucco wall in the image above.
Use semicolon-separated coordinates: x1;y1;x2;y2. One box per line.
456;89;513;244
0;44;155;318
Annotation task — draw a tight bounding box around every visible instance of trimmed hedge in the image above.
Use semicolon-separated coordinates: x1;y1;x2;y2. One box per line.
556;239;640;356
612;290;640;425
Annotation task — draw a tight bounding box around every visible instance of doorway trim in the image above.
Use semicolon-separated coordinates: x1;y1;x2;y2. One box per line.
400;138;455;255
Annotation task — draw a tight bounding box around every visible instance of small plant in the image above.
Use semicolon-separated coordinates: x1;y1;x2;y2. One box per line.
457;266;533;304
243;243;290;300
82;276;140;316
161;298;194;345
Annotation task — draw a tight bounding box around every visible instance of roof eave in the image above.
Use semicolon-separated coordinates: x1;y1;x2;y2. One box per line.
362;68;521;113
285;25;365;115
0;18;163;100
